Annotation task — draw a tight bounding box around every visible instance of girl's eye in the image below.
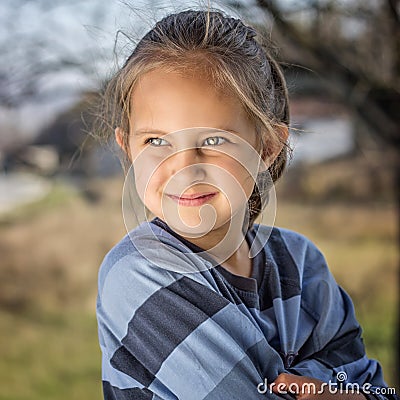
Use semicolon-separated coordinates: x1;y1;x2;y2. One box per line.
202;136;227;146
145;137;169;146
144;135;228;148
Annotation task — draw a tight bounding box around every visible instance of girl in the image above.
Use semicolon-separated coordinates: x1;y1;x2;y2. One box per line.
96;9;397;400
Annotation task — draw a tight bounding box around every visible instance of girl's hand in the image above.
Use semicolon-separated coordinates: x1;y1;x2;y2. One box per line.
272;373;366;399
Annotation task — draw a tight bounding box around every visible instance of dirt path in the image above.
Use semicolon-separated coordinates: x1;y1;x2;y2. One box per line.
0;172;52;214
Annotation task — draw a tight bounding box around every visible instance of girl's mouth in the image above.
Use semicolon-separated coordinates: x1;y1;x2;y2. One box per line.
166;192;218;206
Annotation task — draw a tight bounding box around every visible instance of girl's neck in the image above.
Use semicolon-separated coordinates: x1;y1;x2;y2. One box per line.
177;209;253;277
220;238;252;278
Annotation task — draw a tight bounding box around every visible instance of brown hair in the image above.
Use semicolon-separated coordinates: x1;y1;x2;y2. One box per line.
95;9;290;230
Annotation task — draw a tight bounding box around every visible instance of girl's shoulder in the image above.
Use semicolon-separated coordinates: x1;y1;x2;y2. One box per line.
97;221;212;295
254;224;323;260
254;224;331;280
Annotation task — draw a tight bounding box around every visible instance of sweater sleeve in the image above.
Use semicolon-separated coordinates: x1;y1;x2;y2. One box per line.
96;237;288;400
284;234;398;400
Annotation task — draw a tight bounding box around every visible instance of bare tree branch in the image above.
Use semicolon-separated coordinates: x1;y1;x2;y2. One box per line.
254;0;400;149
387;0;400;25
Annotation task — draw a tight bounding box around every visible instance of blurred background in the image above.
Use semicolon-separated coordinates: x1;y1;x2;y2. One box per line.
0;0;398;398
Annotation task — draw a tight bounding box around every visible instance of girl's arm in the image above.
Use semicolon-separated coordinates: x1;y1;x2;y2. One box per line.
278;231;398;400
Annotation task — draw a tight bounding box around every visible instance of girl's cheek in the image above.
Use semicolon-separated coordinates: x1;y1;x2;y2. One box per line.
141;170;165;195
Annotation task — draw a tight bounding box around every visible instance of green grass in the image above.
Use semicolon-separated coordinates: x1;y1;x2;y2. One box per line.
0;309;102;400
358;302;398;382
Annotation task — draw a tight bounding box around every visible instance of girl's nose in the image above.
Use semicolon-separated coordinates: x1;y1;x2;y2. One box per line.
169;148;206;183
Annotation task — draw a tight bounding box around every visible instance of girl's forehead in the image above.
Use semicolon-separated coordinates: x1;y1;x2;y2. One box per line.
130;70;257;144
133;69;234;104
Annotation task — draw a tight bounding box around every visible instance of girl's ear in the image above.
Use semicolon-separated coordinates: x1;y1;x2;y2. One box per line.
258;125;289;172
115;127;125;151
115;127;133;164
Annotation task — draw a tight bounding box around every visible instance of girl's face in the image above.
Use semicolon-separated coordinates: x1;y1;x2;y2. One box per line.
123;69;265;239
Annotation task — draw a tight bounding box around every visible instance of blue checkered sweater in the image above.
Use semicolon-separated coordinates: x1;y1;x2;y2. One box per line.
97;219;396;399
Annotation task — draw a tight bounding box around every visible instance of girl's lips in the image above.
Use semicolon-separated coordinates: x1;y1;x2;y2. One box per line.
166;192;218;206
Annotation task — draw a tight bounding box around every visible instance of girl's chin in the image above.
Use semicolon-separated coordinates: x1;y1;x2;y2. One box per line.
168;218;216;236
168;214;236;236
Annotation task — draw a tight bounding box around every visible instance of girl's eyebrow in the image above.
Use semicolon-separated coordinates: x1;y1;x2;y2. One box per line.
133;127;242;136
133;129;168;136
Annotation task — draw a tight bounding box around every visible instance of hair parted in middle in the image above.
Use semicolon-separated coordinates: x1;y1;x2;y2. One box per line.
101;8;290;230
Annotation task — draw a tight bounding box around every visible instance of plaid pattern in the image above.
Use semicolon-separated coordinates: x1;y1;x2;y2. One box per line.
97;222;396;400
